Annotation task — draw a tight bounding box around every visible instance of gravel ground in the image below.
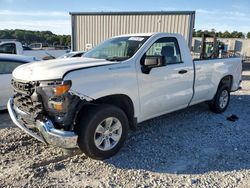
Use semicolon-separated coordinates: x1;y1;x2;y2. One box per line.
1;63;250;188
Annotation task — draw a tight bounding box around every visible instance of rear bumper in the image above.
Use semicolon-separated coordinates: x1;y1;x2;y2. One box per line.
7;98;78;149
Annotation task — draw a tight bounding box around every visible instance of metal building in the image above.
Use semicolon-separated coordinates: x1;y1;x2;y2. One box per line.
70;11;195;51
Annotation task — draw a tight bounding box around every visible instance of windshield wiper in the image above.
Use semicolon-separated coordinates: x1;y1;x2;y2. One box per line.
105;57;128;62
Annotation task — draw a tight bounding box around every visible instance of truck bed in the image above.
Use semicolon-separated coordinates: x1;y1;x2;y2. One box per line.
190;57;242;105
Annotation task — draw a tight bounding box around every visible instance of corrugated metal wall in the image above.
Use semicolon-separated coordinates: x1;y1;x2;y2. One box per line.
70;11;195;51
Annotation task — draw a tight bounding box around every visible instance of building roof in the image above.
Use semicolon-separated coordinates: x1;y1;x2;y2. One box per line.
69;11;195;16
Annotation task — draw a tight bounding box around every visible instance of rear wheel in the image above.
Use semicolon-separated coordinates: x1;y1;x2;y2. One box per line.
209;85;230;113
76;104;129;160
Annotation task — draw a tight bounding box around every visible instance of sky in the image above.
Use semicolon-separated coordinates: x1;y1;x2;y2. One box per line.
0;0;250;35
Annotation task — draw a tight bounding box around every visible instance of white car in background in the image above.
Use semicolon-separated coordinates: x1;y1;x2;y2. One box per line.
0;54;39;110
0;40;69;60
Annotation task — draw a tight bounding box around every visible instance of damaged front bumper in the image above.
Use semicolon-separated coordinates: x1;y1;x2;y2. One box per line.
7;98;78;149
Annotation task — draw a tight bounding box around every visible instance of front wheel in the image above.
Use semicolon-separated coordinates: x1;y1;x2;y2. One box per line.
77;104;129;160
209;85;230;113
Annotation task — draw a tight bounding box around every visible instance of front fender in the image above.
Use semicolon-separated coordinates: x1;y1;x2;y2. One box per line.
64;63;140;118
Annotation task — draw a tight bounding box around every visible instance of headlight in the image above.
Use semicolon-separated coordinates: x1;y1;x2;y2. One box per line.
39;80;71;97
37;80;72;112
54;84;71;96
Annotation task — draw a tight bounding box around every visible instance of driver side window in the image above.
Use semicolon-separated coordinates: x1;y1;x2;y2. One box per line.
146;37;182;65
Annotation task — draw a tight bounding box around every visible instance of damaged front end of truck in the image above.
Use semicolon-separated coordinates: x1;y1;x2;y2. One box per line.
7;79;91;149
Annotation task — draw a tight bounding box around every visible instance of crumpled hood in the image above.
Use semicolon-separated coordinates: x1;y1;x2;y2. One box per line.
13;57;117;81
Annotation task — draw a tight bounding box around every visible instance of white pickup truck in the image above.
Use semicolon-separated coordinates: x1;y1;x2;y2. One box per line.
7;33;242;159
0;40;68;60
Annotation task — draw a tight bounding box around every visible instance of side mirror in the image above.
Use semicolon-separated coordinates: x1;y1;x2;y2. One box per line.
140;55;165;74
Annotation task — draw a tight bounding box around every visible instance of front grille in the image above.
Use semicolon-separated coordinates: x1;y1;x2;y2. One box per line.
12;79;44;122
13;93;43;117
11;79;35;96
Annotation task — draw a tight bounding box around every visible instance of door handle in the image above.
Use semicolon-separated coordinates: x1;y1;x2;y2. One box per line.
178;70;188;74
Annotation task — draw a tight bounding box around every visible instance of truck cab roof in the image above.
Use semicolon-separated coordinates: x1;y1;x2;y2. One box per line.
114;32;183;38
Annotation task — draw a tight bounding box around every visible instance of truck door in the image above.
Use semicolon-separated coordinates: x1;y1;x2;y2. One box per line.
137;37;194;120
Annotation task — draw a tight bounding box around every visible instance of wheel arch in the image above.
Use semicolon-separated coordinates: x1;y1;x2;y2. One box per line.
94;94;137;131
219;75;233;90
76;94;137;131
209;75;233;102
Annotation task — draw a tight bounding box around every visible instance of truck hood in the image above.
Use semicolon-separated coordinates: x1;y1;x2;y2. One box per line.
13;57;117;81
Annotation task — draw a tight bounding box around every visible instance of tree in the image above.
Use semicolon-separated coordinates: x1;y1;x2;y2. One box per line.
193;29;246;39
231;31;245;38
231;31;237;38
247;32;250;39
236;32;245;38
0;29;13;39
0;29;71;47
23;31;34;44
65;35;71;47
193;29;203;37
217;32;223;38
222;31;231;38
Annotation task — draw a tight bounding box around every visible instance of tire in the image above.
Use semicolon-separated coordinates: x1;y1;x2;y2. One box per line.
209;85;230;113
76;104;129;160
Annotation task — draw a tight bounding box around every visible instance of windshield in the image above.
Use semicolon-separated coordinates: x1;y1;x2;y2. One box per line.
83;36;149;61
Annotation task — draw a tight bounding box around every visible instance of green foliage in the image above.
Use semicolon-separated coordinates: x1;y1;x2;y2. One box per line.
247;32;250;39
0;29;71;47
193;29;246;38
